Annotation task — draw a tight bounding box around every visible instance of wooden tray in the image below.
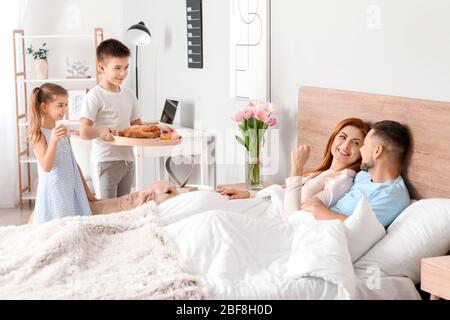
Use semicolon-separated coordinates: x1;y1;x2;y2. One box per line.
103;134;182;146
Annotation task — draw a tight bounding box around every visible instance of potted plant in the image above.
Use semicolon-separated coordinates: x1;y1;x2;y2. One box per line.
66;58;90;79
26;43;49;79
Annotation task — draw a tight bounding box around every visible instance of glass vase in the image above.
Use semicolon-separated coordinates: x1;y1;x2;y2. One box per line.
245;151;263;190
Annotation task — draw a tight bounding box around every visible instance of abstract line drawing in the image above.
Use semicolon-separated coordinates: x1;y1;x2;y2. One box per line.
230;0;270;101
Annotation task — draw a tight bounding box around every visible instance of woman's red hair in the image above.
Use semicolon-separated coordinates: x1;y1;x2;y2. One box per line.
304;118;371;175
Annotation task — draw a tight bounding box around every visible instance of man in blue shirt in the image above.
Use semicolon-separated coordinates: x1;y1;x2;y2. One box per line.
302;120;411;228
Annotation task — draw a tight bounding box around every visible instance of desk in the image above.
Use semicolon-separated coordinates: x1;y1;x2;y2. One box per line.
133;127;212;191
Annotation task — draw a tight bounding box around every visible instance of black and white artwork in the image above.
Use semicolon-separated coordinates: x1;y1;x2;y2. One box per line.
230;0;270;100
186;0;203;68
68;90;86;120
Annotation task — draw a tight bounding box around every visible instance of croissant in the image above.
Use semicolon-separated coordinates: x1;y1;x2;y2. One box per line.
119;124;161;139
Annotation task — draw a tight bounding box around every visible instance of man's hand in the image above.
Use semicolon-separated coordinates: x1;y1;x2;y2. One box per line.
99;127;116;141
215;187;251;200
302;196;348;221
86;192;98;202
302;197;326;215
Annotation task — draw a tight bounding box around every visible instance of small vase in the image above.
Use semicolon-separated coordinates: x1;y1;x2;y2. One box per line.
35;59;48;79
245;151;263;190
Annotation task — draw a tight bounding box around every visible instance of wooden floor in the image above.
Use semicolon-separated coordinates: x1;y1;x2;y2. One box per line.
0;206;33;226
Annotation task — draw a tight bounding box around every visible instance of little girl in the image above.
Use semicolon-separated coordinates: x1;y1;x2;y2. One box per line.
28;83;92;224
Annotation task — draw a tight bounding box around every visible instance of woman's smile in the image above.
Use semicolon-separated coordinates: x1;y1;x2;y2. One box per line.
337;147;350;157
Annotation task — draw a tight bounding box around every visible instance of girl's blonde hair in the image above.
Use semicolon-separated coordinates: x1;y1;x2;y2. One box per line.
27;83;68;144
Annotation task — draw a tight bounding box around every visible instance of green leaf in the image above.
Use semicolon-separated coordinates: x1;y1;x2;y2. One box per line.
235;135;244;146
235;135;248;150
259;120;264;130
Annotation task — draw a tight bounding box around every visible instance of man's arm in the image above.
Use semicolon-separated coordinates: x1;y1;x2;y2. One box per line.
77;163;97;202
302;197;348;222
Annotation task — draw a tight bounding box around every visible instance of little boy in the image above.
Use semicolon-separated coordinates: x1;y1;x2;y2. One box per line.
79;38;142;199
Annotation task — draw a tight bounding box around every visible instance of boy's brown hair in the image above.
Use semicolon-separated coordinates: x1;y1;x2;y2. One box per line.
96;39;130;62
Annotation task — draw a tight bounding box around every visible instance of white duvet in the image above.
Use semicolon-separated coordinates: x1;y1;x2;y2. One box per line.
0;187;422;299
157;189;356;299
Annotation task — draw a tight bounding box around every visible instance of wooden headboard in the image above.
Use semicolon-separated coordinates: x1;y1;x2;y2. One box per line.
298;86;450;199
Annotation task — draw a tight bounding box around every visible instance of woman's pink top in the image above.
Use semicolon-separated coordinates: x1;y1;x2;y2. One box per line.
282;169;356;220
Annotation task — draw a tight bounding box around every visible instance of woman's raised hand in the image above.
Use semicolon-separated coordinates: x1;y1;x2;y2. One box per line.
49;124;67;145
290;145;311;176
215;187;251;200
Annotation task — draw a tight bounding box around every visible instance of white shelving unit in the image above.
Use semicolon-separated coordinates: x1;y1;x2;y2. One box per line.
18;78;97;83
19;34;93;39
12;28;103;208
22;191;37;201
20;155;37;164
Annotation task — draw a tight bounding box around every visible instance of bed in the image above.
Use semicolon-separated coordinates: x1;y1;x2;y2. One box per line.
298;86;450;299
1;86;449;299
159;87;450;300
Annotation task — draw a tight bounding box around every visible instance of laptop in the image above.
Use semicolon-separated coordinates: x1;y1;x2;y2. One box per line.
160;99;179;125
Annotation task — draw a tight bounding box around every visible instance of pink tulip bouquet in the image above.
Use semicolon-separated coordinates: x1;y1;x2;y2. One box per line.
232;100;276;189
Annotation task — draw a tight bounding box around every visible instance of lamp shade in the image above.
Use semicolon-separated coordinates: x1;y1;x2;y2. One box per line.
127;21;151;46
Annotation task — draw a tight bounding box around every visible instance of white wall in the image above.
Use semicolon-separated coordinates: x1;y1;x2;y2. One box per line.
23;0;124;79
125;0;450;185
0;3;21;207
271;0;450;181
5;0;449;204
123;0;247;188
24;0;124;36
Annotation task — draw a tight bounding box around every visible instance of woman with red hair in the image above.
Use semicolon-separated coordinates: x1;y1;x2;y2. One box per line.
217;118;371;220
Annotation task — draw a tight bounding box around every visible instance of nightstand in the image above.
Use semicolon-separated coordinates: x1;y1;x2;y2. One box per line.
421;256;450;300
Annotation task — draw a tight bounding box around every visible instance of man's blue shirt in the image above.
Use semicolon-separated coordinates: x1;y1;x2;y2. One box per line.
331;171;410;227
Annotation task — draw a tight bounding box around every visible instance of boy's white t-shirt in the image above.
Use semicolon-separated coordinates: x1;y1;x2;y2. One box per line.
79;85;141;162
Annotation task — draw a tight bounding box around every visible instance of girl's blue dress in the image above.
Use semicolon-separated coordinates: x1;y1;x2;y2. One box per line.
34;128;92;224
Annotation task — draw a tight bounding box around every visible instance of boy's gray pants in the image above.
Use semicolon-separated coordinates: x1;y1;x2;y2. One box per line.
94;160;135;199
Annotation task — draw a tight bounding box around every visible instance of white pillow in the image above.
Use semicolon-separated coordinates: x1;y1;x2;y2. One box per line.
344;195;386;263
354;199;450;284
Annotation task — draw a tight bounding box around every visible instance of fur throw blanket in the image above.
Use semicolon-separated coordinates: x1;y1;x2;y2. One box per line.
0;202;208;299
